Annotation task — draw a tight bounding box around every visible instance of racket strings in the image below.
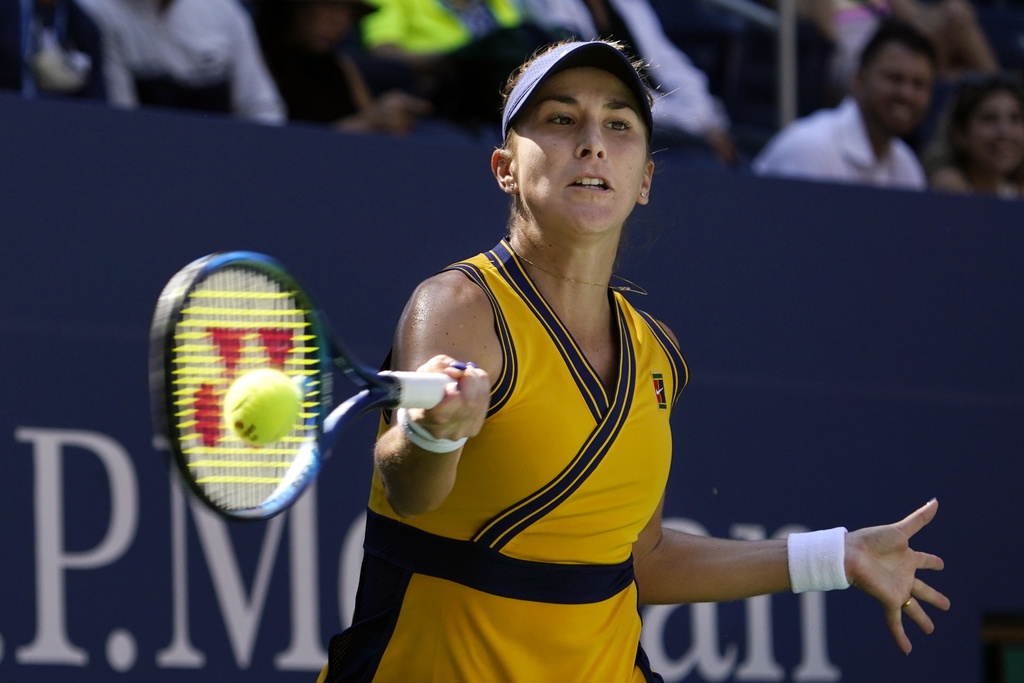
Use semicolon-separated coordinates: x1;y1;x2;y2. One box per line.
170;266;322;511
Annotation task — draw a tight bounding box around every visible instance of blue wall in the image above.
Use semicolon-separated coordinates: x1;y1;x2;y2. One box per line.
2;92;1022;682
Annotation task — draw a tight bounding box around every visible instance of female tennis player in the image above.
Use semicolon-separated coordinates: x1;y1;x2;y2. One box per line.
318;39;950;683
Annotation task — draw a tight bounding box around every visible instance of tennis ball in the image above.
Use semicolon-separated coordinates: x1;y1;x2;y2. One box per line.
224;369;303;446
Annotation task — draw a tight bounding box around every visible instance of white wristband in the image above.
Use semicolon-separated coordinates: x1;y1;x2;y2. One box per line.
787;527;851;593
396;407;467;454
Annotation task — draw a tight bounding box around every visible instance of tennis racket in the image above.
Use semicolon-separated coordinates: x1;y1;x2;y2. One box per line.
149;251;451;520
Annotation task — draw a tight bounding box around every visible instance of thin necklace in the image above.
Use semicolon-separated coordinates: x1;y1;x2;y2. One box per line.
510;246;648;296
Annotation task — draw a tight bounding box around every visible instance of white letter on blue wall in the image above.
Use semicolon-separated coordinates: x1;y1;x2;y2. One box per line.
158;472;327;670
14;428;138;666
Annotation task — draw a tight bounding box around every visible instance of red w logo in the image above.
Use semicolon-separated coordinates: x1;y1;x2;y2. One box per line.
193;328;295;447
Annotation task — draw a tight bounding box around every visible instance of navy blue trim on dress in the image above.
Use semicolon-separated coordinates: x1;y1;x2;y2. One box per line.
634;307;688;406
635;643;667;682
364;509;635;605
488;240;609;422
325;551;412;683
444;261;516;416
473;302;638;551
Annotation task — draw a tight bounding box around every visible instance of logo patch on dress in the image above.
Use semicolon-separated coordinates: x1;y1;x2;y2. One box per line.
652;373;667;410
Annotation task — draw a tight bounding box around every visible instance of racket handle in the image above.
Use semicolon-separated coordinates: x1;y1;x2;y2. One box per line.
382;371;452;409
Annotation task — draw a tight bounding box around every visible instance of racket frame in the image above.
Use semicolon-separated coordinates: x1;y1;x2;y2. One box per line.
150;251;450;520
150;252;337;519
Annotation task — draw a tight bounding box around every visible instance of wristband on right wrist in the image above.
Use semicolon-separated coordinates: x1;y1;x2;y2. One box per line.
396;407;467;454
787;527;851;593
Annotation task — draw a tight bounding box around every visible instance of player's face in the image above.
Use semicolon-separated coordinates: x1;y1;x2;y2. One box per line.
500;67;654;242
958;90;1024;176
854;42;934;139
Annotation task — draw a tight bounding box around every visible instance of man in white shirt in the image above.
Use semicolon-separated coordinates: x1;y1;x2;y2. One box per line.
77;0;284;123
753;20;936;189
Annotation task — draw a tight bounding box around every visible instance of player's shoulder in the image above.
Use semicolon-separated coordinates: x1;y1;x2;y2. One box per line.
623;301;680;347
401;269;494;337
645;315;679;347
619;295;679;345
412;269;490;309
393;269;499;372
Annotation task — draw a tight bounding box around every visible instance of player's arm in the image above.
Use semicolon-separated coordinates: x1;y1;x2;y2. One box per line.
632;496;791;605
633;498;948;652
374;271;499;518
634;317;793;601
633;311;949;655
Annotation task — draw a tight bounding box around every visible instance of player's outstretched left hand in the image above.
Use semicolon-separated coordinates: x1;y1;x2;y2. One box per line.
844;499;951;654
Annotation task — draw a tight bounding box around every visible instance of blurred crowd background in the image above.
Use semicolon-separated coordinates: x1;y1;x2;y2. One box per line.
5;0;1024;198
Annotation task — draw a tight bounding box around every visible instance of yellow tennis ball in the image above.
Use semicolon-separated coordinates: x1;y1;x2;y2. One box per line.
224;369;303;446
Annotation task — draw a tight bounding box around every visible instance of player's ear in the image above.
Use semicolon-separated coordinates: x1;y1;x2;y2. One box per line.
491;147;517;194
637;159;654;205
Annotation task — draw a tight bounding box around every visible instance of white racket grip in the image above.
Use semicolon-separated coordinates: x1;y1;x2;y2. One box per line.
383;371;452;409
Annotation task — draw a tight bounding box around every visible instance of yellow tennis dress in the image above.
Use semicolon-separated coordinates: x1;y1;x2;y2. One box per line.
321;240;687;682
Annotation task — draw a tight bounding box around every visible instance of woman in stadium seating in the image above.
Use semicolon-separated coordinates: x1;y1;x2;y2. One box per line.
925;72;1024;198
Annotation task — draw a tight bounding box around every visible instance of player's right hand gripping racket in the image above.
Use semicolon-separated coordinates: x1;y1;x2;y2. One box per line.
149;251;451;520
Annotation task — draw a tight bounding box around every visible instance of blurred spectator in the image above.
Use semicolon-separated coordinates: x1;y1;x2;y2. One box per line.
0;0;106;99
517;0;738;165
821;0;998;102
357;0;553;128
753;20;936;189
924;72;1024;197
76;0;285;123
254;0;431;134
